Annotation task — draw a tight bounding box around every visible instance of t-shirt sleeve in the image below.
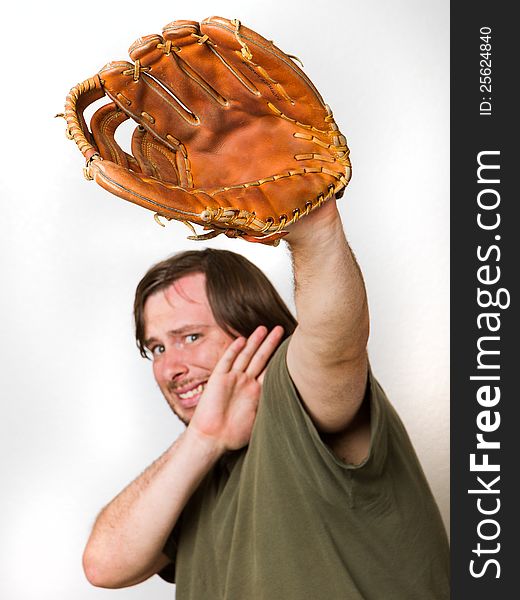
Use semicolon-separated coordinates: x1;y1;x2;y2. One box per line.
157;519;181;584
256;336;390;479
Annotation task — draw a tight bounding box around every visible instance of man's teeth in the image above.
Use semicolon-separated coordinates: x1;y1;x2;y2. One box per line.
178;383;204;400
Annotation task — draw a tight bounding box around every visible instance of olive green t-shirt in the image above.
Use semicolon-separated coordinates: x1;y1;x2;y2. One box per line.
161;338;450;599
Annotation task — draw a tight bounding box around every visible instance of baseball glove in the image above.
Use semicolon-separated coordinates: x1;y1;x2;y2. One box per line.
61;16;351;245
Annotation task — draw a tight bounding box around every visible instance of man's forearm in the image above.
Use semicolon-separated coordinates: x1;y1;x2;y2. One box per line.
287;201;369;363
83;427;222;588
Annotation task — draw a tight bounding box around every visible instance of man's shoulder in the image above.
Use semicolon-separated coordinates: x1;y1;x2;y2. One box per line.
261;335;295;402
264;335;292;375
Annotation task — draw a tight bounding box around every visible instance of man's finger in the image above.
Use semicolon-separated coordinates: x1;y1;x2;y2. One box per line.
213;336;246;374
257;369;267;385
230;326;269;372
246;326;285;379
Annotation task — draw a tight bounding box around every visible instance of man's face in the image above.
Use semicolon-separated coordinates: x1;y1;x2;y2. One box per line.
143;273;234;425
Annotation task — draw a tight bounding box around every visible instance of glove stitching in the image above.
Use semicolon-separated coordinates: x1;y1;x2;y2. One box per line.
64;76;102;158
192;33;210;46
236;54;295;104
208;168;345;196
266;102;329;135
267;103;350;167
294;153;335;163
165;134;193;188
93;168;203;218
157;40;181;55
231;19;253;61
99;109;128;166
205;19;324;105
206;44;260;96
116;73;200;126
205;179;340;236
170;51;228;107
143;137;179;183
93;164;344;243
122;59;151;82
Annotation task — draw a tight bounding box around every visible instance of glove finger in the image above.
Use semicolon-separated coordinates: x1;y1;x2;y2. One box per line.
99;60;199;147
161;20;261;103
131;127;180;185
201;17;328;126
128;31;229;123
90;159;217;224
90;102;139;171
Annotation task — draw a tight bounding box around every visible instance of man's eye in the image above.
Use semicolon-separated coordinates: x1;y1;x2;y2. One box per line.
151;345;165;356
185;334;200;344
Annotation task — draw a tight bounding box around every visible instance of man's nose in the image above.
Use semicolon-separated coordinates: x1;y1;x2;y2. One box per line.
159;348;189;382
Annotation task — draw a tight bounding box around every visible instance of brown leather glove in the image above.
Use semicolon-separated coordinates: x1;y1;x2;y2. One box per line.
61;17;351;245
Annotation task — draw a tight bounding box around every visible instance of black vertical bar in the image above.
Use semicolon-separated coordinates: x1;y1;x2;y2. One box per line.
451;3;518;598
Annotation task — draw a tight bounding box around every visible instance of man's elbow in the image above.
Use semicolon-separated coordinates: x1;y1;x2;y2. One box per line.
82;545;123;589
82;541;163;588
321;330;369;367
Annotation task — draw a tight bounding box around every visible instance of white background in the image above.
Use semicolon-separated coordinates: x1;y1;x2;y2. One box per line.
1;0;449;598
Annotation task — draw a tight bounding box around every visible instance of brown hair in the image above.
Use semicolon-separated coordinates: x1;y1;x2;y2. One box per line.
134;249;297;358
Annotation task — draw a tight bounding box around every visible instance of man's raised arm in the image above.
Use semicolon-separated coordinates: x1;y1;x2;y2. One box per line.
286;199;370;461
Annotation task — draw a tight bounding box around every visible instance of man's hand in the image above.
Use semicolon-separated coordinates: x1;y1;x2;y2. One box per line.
83;324;284;589
189;325;285;452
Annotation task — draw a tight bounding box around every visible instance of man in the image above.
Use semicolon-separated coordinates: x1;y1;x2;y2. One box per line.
82;199;450;598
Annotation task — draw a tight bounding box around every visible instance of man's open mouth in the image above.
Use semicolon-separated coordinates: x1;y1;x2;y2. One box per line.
177;382;205;400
